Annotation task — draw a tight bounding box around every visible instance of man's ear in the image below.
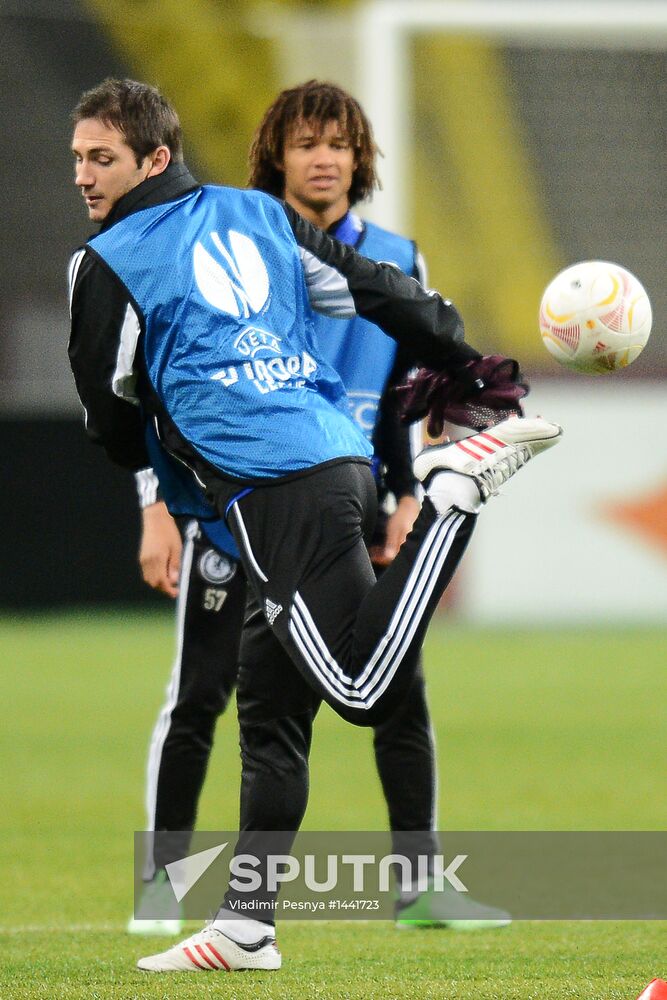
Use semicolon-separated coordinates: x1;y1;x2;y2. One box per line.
146;145;171;178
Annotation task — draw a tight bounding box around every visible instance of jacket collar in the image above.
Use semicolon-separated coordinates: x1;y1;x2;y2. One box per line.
100;162;200;232
327;210;365;248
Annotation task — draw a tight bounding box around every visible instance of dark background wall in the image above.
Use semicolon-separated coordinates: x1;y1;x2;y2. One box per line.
1;3;185;608
1;4;148;607
2;2;664;608
3;420;160;608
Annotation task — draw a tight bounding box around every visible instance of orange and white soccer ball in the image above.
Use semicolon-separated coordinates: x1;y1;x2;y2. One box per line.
539;261;652;374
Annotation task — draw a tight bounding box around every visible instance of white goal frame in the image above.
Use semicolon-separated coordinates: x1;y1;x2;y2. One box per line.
355;0;667;234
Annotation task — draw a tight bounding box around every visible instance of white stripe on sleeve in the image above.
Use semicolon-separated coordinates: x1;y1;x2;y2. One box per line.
299;247;356;318
134;467;160;508
67;249;86;316
112;302;142;403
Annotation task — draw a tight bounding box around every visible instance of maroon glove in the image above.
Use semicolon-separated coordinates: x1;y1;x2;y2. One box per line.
395;355;529;436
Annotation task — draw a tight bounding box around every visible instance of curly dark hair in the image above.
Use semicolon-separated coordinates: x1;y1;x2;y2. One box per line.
72;78;183;166
248;80;379;206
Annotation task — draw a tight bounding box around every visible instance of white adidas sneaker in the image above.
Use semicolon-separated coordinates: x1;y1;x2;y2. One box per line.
413;415;562;505
137;923;281;972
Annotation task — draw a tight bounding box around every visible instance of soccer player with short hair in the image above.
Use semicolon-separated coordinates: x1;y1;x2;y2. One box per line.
68;77;560;973
130;79;512;939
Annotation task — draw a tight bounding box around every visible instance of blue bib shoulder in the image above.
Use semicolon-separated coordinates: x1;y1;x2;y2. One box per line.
357;219;417;275
88;186;371;480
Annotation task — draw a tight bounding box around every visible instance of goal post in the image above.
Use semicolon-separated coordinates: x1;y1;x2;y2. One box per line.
355;0;667;233
271;0;666;365
349;0;667;366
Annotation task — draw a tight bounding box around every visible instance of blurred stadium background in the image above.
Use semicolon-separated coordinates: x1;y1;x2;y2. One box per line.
1;3;666;996
2;0;666;618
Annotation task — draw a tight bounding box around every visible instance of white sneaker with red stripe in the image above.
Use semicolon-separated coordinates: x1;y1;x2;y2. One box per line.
136;924;281;972
414;415;562;509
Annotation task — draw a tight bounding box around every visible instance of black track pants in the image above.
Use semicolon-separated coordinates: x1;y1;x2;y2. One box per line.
145;524;246;874
144;529;440;863
227;461;475;727
223;589;441;916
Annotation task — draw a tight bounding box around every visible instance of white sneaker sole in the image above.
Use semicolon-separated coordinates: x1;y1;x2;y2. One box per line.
413;416;562;488
137;928;281;972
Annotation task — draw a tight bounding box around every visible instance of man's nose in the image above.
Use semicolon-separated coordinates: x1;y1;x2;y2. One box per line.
75;162;94;187
313;144;335;167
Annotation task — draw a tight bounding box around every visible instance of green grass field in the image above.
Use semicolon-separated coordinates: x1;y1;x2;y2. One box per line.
1;612;665;999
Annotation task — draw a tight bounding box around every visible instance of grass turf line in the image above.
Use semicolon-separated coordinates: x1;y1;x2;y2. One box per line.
1;923;665;999
1;612;664;998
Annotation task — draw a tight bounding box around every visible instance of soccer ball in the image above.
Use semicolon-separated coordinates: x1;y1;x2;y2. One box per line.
539;260;652;374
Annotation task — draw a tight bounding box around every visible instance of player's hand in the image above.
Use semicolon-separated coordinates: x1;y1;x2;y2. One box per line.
139;501;182;598
369;495;420;567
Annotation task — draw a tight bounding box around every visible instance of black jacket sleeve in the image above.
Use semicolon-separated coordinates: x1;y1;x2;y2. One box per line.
372;346;418;501
68;250;150;470
283;202;481;372
372;246;427;501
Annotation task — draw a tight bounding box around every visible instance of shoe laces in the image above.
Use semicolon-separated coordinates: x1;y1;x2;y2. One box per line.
476;442;531;498
181;923;219;946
